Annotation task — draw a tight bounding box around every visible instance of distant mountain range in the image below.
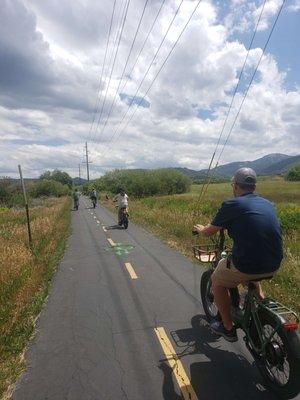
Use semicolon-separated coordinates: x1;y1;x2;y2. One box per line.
2;154;299;182
175;153;300;181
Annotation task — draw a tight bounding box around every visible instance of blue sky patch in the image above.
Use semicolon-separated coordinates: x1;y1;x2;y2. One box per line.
119;93;150;108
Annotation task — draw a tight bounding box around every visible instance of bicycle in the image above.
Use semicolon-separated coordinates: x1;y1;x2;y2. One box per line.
118;207;129;229
91;197;97;209
193;230;300;399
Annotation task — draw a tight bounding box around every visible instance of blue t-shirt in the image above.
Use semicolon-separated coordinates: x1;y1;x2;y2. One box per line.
211;193;283;274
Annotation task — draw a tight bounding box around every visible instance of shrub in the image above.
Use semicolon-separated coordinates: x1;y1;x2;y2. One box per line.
0;178;23;207
29;180;70;198
0;178;12;204
39;169;73;188
285;164;300;182
92;168;191;197
276;204;300;233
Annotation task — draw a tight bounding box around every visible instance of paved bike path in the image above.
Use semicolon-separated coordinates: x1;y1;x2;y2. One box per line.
12;200;288;400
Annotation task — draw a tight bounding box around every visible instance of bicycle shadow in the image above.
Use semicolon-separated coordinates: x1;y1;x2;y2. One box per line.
158;315;277;400
106;225;125;230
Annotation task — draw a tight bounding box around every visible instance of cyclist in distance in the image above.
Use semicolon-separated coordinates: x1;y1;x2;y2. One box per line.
90;188;97;207
193;168;283;342
73;188;80;210
113;188;129;225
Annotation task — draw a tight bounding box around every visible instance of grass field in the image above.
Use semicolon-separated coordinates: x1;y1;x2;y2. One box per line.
0;197;70;399
103;178;299;313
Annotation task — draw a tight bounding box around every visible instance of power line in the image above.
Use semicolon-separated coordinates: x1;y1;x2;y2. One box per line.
118;0;167;101
109;0;204;146
92;0;131;141
90;0;128;144
88;0;117;143
197;0;267;202
201;0;286;200
102;0;185;145
97;0;150;142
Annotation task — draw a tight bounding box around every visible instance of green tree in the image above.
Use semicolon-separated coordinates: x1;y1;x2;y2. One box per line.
285;164;300;182
29;180;70;197
92;168;191;197
39;169;73;187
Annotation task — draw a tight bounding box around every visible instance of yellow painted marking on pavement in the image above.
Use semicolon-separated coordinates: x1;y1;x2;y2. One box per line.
154;327;198;400
107;238;115;246
103;226;107;232
124;262;138;279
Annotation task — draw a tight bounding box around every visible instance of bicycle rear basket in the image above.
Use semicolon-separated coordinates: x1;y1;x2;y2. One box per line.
193;244;218;263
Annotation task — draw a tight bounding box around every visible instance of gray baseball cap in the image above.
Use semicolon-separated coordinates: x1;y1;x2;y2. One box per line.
232;167;257;186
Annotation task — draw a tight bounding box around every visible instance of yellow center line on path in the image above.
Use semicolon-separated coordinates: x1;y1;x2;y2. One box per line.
124;262;138;279
154;327;198;400
107;238;116;247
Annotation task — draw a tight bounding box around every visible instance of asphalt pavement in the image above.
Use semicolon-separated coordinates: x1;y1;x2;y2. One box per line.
12;198;294;400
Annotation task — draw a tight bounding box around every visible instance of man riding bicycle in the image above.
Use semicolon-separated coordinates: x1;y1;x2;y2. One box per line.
193;168;283;342
113;188;129;226
90;188;97;207
73;188;80;210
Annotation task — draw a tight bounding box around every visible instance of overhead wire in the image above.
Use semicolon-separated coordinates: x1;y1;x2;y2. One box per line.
97;0;150;142
197;0;267;202
89;0;126;144
200;0;286;200
87;0;117;143
108;0;204;147
92;0;131;142
118;0;167;99
100;0;185;145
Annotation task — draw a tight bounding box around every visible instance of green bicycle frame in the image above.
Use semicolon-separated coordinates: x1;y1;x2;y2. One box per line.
231;287;298;356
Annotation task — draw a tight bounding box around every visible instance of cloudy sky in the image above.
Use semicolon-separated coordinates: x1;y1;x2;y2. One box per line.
0;0;299;178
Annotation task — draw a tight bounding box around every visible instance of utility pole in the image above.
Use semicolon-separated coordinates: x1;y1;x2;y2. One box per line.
82;142;92;182
78;163;81;181
18;165;33;249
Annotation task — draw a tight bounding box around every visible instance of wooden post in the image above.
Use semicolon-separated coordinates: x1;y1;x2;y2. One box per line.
18;165;33;248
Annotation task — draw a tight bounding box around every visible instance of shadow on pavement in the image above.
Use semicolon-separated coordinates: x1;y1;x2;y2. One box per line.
158;362;182;400
106;225;125;230
158;315;277;400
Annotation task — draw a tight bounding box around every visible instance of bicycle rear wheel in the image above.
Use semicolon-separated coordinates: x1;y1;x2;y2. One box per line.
253;310;300;399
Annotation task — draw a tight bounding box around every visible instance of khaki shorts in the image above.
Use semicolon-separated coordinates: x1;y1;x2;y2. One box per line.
212;258;275;288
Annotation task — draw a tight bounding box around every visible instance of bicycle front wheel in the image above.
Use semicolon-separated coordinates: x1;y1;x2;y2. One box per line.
200;270;219;321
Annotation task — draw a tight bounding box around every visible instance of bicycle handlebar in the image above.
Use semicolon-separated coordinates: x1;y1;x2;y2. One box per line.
192;227;225;250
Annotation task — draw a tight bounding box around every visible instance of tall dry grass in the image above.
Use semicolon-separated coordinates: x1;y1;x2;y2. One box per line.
0;197;70;399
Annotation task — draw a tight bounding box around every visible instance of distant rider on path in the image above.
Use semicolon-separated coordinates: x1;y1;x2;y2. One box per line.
90;188;97;207
73;188;80;210
113;188;129;225
193;168;283;342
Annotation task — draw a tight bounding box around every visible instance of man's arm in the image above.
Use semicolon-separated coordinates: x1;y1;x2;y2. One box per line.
193;223;222;237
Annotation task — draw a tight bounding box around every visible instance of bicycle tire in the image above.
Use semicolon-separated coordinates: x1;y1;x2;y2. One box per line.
200;270;219;321
252;310;300;399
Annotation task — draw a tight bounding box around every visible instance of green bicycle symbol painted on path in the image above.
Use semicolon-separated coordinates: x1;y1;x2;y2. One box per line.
106;243;134;256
